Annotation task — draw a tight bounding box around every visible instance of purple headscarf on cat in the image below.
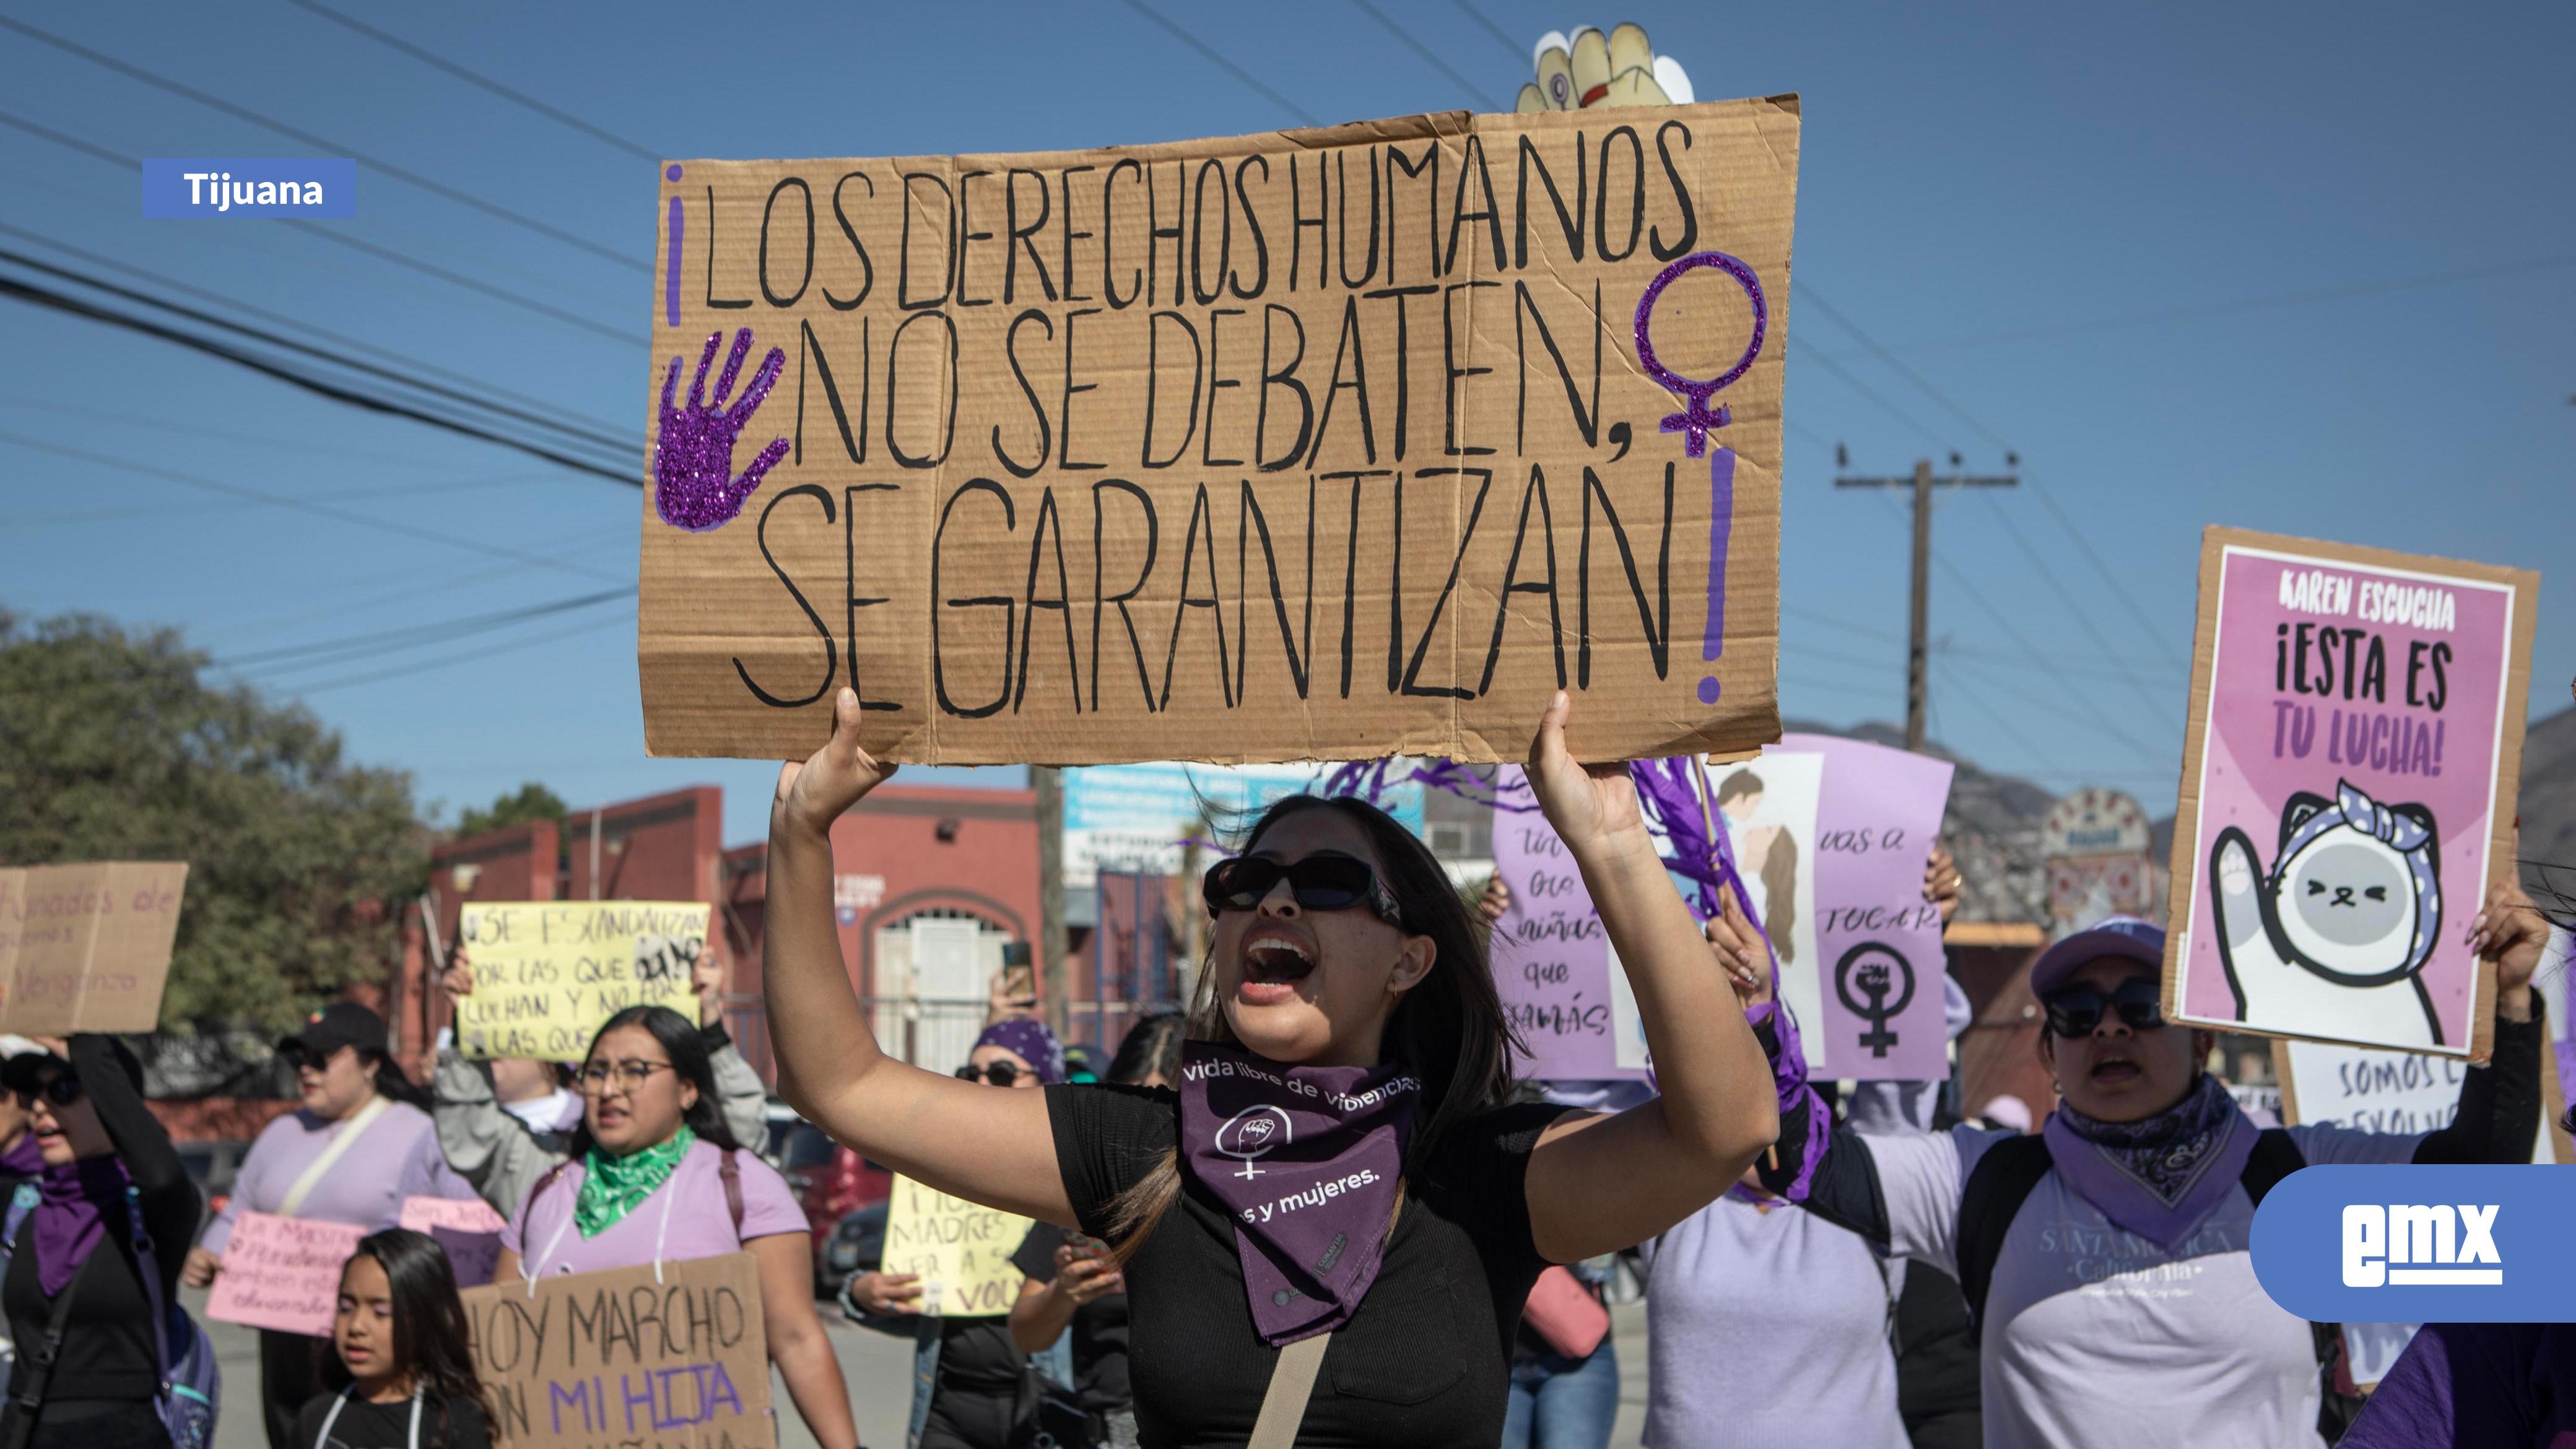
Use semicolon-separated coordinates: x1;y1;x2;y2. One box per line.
2273;778;2442;975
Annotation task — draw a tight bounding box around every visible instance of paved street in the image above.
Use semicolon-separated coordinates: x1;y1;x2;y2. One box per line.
191;1290;1649;1449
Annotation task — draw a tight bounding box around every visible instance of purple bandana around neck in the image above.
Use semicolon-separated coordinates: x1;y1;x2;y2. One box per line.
1178;1041;1418;1346
0;1134;43;1178
2042;1073;2253;1250
33;1155;130;1297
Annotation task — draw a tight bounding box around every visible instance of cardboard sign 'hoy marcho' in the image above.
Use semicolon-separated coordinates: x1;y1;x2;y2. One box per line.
2164;528;2539;1057
640;98;1799;764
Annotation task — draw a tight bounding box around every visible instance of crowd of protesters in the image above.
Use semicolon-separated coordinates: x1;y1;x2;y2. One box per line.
8;689;2568;1449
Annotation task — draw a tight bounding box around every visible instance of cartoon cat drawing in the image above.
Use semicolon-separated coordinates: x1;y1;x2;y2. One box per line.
2209;779;2443;1046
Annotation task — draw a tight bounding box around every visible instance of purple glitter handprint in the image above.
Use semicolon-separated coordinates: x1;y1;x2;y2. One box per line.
653;328;789;532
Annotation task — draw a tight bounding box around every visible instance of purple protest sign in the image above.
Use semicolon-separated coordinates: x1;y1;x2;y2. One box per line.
1770;734;1955;1081
1487;768;1651;1081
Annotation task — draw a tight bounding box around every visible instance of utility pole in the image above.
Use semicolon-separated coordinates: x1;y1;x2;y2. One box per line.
1032;767;1069;1036
1834;453;2018;751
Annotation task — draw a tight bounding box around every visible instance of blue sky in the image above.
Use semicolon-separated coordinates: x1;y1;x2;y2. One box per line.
3;1;2568;846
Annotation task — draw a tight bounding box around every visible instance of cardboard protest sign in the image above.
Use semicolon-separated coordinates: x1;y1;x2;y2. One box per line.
640;97;1801;766
882;1175;1031;1316
463;1251;771;1449
0;861;187;1032
205;1211;366;1336
456;902;710;1062
2164;529;2539;1056
1764;735;1955;1081
1487;767;1649;1080
402;1194;509;1287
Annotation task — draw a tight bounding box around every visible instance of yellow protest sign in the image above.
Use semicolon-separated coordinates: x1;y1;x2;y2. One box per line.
455;902;709;1061
638;96;1799;765
882;1174;1030;1316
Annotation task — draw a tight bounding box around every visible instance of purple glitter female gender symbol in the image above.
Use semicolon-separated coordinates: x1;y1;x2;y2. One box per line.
1632;250;1767;459
1632;250;1768;707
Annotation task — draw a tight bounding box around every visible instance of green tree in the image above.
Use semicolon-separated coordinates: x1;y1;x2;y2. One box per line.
457;781;568;840
0;611;425;1030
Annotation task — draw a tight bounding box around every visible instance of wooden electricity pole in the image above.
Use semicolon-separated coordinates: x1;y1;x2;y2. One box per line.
1834;455;2017;751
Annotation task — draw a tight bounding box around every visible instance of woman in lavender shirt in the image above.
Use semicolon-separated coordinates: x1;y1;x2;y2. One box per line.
492;1006;858;1449
181;1003;477;1449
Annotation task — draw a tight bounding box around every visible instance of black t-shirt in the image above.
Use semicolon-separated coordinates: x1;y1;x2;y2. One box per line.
936;1316;1027;1392
1047;1082;1569;1449
1013;1222;1130;1411
292;1393;493;1449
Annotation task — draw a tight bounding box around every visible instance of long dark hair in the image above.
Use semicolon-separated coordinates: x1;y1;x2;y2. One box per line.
329;1229;492;1445
363;1050;434;1112
1107;1011;1187;1087
1105;794;1518;1253
566;1005;739;1159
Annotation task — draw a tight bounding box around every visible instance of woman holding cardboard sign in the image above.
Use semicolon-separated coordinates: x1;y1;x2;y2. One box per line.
487;1004;859;1449
765;689;1780;1449
0;1035;207;1449
185;1004;476;1449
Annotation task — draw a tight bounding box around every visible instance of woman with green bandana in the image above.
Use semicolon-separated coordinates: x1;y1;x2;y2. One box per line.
491;1006;859;1449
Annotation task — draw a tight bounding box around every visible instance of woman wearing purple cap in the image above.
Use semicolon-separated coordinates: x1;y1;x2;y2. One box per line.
183;1003;476;1449
842;1017;1066;1449
1731;878;2552;1449
765;689;1781;1449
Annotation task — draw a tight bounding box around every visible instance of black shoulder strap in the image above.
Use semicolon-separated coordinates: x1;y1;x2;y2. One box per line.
2240;1126;2305;1211
6;1251;98;1449
1957;1134;2054;1343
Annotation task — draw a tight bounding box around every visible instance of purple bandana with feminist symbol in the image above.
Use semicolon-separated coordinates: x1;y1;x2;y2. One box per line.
1179;1042;1417;1346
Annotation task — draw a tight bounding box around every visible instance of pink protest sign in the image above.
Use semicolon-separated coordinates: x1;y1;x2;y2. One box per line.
206;1211;367;1336
1764;735;1954;1081
1488;768;1649;1081
2166;529;2539;1057
401;1195;507;1287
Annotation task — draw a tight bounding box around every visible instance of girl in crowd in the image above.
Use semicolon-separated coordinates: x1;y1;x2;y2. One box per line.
1008;1013;1190;1449
297;1229;491;1449
491;1006;857;1449
432;954;768;1217
0;1036;199;1449
184;1005;476;1449
844;1017;1070;1449
1737;883;2552;1449
767;689;1779;1449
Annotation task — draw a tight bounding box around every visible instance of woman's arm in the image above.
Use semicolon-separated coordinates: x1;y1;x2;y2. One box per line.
1521;694;1780;1263
71;1035;199;1286
751;1232;859;1449
2416;878;2548;1165
432;959;570;1215
1008;1249;1121;1354
764;690;1067;1222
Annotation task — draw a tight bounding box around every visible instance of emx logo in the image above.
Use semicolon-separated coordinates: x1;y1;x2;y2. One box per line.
2254;1165;2566;1321
2342;1203;2502;1286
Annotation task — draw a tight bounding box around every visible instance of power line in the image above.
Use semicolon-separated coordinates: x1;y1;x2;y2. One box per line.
1891;250;2576;354
1930;551;2172;764
1798;342;1956;448
1795;282;2011;451
1116;1;1324;127
0;111;635;344
1447;0;1527;64
281;0;662;163
2026;479;2190;673
219;586;632;674
0;429;627;583
0;242;635;459
0;15;646;274
291;610;633;695
1973;491;2174;719
1346;0;1499;110
0;272;639;486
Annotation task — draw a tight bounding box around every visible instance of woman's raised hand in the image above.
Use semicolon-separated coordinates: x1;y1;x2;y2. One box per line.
1705;882;1771;1009
773;688;898;836
1523;690;1643;857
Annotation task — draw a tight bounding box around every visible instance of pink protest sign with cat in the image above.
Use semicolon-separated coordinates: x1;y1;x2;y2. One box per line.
2165;528;2539;1057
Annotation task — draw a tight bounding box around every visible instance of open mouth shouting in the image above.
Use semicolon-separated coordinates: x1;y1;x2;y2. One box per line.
1237;926;1318;1006
2088;1050;2142;1087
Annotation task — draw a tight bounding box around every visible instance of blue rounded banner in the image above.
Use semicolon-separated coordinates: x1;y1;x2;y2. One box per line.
2251;1164;2574;1323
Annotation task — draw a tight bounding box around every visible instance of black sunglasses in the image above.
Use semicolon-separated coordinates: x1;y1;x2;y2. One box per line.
12;1074;82;1109
2040;977;2166;1037
955;1062;1025;1087
1201;853;1404;928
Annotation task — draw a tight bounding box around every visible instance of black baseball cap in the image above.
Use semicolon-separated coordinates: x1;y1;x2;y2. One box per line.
0;1039;144;1095
277;1002;388;1062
